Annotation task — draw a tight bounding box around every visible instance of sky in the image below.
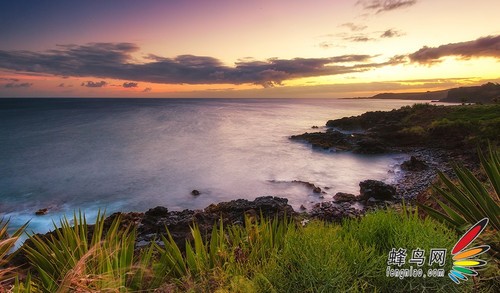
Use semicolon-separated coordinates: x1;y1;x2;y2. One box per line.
0;0;499;98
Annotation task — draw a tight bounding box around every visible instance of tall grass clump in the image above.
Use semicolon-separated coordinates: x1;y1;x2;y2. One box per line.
1;219;27;288
155;215;292;292
23;211;151;292
418;145;499;232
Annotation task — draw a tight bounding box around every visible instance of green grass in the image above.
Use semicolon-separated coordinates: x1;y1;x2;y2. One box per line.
400;104;500;147
2;207;488;292
444;105;500;122
3;202;496;292
264;210;466;293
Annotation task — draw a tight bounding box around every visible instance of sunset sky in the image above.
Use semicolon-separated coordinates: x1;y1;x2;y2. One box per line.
0;0;499;98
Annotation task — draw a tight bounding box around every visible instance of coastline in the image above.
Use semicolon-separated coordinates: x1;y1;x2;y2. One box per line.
12;102;492;266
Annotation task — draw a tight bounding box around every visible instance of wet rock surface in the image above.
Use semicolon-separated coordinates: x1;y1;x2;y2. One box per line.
359;180;396;201
333;192;357;202
35;208;48;215
309;202;363;222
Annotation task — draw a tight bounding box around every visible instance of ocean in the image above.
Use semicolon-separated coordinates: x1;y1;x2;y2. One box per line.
1;98;425;234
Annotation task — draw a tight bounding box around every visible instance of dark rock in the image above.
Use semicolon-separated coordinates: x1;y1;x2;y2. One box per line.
401;156;428;171
311;125;319;129
191;189;201;196
359;180;396;200
334;192;357;202
287;180;324;194
353;138;387;154
290;131;352;150
309;202;362;222
204;196;295;222
299;205;306;211
35;208;48;215
104;212;144;231
136;196;295;250
145;206;169;217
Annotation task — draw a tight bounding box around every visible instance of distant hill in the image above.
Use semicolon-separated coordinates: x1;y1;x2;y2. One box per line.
364;82;500;104
440;82;500;104
370;90;448;100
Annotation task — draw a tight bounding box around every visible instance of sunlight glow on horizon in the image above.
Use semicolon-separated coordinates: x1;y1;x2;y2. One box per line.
0;0;499;98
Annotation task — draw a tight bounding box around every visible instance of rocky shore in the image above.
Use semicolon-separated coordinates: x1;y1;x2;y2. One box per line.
13;103;497;270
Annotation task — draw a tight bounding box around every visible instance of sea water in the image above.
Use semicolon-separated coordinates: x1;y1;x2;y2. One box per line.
1;98;426;234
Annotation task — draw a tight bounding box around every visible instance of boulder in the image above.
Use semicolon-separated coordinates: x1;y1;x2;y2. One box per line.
191;189;201;196
35;208;48;215
204;196;295;222
334;192;357;202
144;206;168;217
401;156;428;171
359;180;396;200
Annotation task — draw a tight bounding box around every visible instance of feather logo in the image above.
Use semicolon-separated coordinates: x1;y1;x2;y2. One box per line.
448;218;490;284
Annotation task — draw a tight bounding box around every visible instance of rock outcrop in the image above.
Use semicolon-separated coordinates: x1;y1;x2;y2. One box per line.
359;180;396;201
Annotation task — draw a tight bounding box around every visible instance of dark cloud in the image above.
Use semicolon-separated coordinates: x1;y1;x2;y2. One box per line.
357;0;417;13
143;87;152;92
340;22;367;32
380;29;404;38
409;35;500;64
82;80;107;88
123;82;138;88
4;82;32;88
0;77;19;82
0;43;397;87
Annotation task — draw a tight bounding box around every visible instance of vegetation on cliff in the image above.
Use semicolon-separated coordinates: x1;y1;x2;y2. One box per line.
327;103;500;149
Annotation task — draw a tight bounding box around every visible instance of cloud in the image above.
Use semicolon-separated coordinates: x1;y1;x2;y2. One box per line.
319;41;334;49
340;22;367;32
409;35;500;64
0;43;399;87
123;82;138;88
143;87;152;92
357;0;417;13
0;77;19;82
380;29;404;38
333;28;404;43
343;34;375;42
4;82;32;88
81;80;107;87
58;83;73;88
